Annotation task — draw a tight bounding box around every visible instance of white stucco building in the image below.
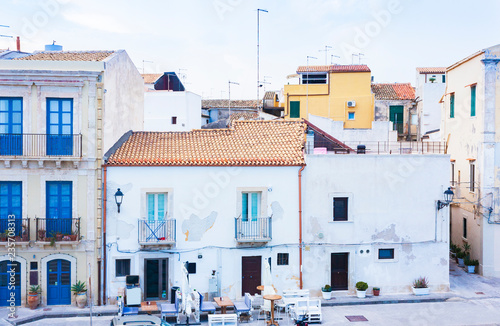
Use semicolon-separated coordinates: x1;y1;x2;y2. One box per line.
416;67;446;140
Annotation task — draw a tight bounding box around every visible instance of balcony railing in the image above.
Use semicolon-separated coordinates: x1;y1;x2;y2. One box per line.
0;134;82;158
138;219;176;245
0;218;30;242
35;218;81;242
235;217;272;242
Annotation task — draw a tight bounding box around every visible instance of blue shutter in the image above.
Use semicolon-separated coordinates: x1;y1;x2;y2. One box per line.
0;182;22;236
148;194;155;221
0;98;23;156
46;181;72;236
242;193;248;221
157;194;165;220
471;85;476;117
47;98;73;156
251;193;258;221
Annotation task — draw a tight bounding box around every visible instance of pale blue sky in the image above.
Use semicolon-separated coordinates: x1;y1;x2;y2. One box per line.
1;0;499;99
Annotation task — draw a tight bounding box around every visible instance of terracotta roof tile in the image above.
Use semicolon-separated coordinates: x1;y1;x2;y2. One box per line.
297;65;370;73
14;51;114;61
371;83;415;100
107;120;306;166
416;67;446;74
142;73;163;84
202;99;261;109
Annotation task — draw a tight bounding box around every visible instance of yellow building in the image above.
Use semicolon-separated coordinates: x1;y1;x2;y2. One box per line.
283;65;374;129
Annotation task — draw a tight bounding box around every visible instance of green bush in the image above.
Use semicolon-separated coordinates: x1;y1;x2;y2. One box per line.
464;258;479;266
355;281;368;291
29;285;41;294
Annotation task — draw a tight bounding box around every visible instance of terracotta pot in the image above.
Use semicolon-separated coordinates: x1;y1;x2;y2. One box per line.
27;293;39;310
69;234;78;241
76;292;87;308
373;289;380;296
55;234;63;241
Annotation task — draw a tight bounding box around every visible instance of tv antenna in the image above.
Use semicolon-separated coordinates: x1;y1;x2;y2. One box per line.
319;45;332;65
142;60;153;74
0;24;12;39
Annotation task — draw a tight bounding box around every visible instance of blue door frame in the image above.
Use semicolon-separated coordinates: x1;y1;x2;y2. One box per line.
46;98;73;156
47;259;71;305
0;182;22;236
0;261;21;306
0;97;23;156
46;181;72;237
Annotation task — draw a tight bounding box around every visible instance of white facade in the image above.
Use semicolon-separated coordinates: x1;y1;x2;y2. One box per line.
416;70;446;139
144;91;201;131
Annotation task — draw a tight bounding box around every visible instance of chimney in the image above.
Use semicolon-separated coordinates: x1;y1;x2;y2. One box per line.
16;37;20;52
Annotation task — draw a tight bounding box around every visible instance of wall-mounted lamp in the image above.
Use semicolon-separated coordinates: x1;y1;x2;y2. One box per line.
114;188;124;213
437;187;454;210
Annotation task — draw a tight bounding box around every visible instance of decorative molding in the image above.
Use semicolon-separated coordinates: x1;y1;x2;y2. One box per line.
22;160;28;168
4;160;10;168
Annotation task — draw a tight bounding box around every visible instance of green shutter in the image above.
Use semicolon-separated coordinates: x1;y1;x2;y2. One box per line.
158;194;165;220
147;194;155;221
290;101;300;118
242;193;248;221
471;86;476;117
450;93;455;118
251;193;258;221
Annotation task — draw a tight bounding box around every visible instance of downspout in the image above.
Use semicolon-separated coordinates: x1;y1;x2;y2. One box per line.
103;165;107;305
298;165;305;289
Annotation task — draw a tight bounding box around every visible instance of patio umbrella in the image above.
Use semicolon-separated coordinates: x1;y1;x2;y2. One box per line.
262;259;275;312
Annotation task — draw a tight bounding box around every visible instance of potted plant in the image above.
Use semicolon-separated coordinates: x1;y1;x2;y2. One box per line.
450;243;457;258
464;258;479;274
69;234;78;241
457;251;466;267
355;281;368;298
412;277;429;296
37;229;46;241
72;280;87;308
372;287;380;296
454;247;462;263
55;233;63;242
462;243;471;258
321;284;332;300
27;285;41;310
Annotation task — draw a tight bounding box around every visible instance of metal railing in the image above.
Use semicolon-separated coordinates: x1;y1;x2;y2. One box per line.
0;218;30;242
138;219;176;244
35;217;81;242
0;134;82;157
311;140;447;155
235;217;272;242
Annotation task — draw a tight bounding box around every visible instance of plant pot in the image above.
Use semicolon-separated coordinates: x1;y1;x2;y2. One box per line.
466;265;476;274
412;287;429;296
22;235;29;241
76;292;87;308
55;234;63;242
27;293;39;310
69;234;78;241
322;291;332;300
373;289;380;296
458;258;464;267
356;290;366;298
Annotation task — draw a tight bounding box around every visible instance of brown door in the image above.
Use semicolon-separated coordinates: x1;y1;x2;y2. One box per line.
331;253;348;290
242;256;261;296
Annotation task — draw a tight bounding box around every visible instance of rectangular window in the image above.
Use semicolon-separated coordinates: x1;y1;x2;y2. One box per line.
116;259;131;277
333;197;348;221
348;112;355;120
463;217;467;239
470;161;475;192
46;181;72;236
471;85;476;117
30;262;38;270
0;181;22;236
47;98;73;156
242;192;260;221
0;97;23;155
301;73;327;84
442;75;446;83
147;193;167;221
451;162;455;186
277;253;289;266
450;93;455;118
290;101;300;118
378;248;395;260
172;116;177;124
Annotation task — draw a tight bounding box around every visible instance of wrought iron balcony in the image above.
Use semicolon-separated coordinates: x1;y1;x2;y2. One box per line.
235;216;272;242
138;219;176;245
0;134;82;158
35;217;81;242
0;217;30;242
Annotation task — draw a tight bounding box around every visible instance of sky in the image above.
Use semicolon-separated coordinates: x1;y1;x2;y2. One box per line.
1;0;500;100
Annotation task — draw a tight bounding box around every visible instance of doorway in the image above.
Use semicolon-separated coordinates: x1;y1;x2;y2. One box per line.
47;259;71;305
144;258;168;300
331;253;348;290
242;256;261;296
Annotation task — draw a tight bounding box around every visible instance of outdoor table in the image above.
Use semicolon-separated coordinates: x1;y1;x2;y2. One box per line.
140;301;158;314
257;285;265;291
263;294;282;326
214;296;234;314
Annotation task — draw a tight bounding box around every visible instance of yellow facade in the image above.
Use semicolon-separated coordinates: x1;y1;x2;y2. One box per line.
283;71;374;129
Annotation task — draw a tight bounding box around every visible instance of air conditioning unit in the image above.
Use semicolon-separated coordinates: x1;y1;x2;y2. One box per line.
347;100;356;108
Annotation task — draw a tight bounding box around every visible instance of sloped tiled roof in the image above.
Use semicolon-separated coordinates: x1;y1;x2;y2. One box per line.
202;112;262;129
106;120;307;166
297;65;370;73
14;51;114;61
142;73;163;84
202;99;261;109
416;67;446;74
371;83;415;100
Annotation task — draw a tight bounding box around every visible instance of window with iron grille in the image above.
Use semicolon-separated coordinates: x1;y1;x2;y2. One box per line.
277;253;289;266
116;259;131;277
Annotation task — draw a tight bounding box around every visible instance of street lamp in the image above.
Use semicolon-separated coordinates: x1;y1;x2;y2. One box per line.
114;188;124;213
437;187;454;210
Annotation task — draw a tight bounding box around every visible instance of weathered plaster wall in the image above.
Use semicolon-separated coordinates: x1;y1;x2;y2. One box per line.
144;91;201;131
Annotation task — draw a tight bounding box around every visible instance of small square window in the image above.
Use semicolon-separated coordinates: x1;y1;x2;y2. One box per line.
172;116;177;124
30;262;38;270
348;112;355;120
378;249;394;260
116;259;131;277
277;253;289;266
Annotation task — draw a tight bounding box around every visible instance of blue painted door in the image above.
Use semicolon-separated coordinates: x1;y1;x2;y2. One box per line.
47;98;73;156
0;98;22;156
47;259;71;305
0;261;21;306
46;181;72;237
0;182;22;236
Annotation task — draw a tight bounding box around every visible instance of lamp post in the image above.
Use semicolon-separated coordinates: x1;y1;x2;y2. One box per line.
114;188;124;213
257;8;268;110
306;56;317;119
437;187;454;210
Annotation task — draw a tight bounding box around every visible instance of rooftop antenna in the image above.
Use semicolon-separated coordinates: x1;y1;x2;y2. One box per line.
358;53;364;65
228;80;240;118
330;54;340;65
178;68;187;85
257;8;268;110
0;24;12;39
351;53;358;65
319;45;332;65
263;76;272;92
142;60;153;74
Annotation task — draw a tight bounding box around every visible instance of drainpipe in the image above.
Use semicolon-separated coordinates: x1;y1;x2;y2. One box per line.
103;165;107;305
298;165;305;289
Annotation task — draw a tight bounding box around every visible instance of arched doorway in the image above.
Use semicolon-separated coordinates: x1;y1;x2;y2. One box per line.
47;259;71;305
0;260;21;306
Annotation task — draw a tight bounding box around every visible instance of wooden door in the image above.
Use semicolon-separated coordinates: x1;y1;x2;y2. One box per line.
331;253;348;290
242;256;261;296
145;258;168;300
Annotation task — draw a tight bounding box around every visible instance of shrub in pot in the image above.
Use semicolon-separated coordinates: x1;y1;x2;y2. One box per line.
456;251;466;267
412;277;429;296
27;285;41;310
355;281;368;298
372;287;380;296
321;284;332;300
464;258;479;274
71;280;87;308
